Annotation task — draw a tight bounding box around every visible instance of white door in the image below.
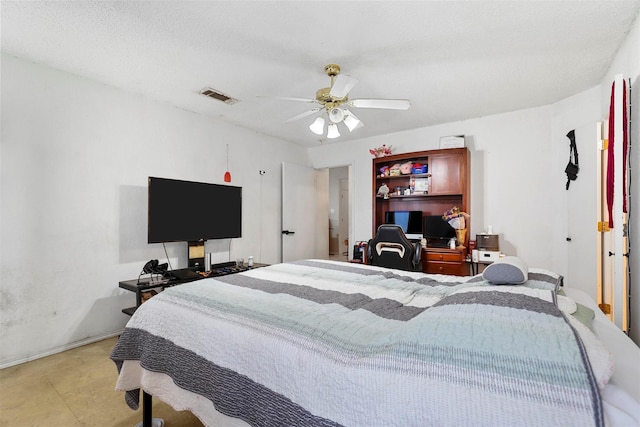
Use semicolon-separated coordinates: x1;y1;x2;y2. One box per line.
281;162;328;262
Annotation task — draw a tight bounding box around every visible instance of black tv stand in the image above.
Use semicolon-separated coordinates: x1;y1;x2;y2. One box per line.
119;274;202;316
119;262;269;315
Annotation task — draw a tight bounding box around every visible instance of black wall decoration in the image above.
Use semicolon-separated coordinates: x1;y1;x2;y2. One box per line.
565;129;579;190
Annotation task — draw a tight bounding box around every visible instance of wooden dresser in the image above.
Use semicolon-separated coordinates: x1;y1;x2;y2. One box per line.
422;248;468;276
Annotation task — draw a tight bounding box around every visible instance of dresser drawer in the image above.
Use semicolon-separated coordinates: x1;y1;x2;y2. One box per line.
424;262;468;276
422;249;468;276
423;252;464;263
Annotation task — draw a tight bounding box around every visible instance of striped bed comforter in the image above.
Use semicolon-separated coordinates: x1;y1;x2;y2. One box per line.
111;259;603;427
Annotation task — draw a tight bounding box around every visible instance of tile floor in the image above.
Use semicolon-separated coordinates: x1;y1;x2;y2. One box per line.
0;337;203;427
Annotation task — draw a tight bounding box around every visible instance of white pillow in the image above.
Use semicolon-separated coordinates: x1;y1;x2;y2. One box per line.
482;256;528;285
557;294;578;315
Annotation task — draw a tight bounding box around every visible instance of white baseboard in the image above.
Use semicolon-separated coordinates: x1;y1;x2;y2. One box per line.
0;329;124;369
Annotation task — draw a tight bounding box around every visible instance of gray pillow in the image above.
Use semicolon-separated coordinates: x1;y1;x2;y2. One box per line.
482;256;528;285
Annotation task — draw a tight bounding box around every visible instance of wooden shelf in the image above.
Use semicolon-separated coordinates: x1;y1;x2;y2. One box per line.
376;173;432;180
376;193;464;200
372;148;470;276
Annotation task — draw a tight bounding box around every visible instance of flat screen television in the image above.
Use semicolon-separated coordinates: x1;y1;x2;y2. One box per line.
384;210;423;240
148;177;242;243
423;215;456;247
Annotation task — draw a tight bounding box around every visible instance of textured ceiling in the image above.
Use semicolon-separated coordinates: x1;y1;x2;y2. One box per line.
2;1;639;147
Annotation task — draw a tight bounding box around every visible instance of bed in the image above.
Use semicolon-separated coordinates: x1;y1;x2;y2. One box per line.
111;259;640;427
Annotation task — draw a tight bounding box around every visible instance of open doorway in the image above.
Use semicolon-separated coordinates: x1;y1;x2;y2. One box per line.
328;166;351;262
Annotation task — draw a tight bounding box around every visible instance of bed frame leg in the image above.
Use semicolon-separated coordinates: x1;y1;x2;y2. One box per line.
143;391;152;426
134;391;164;427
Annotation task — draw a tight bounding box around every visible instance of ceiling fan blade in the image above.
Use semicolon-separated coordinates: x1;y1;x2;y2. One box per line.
330;75;358;99
258;95;319;103
283;108;322;123
348;99;411;110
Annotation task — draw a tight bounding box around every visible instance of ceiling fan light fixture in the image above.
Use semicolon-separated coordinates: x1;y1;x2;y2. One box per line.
328;107;345;123
327;123;340;139
309;117;325;135
343;109;363;132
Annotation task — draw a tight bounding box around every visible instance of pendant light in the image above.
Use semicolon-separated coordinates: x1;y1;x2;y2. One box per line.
224;144;231;182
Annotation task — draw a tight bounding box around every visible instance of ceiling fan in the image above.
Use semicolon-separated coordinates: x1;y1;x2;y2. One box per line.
275;64;411;139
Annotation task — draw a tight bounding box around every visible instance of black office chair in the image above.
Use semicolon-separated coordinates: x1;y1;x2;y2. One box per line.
367;225;422;272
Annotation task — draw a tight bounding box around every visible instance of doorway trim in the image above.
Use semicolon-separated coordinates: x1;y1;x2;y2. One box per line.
328;163;354;261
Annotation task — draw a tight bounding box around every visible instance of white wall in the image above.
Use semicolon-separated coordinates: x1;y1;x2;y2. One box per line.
0;54;307;366
309;89;602;292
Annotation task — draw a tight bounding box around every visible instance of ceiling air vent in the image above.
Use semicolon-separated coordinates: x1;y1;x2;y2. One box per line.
199;87;238;105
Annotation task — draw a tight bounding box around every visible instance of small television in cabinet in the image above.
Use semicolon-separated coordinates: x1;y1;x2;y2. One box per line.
384;210;423;241
147;177;242;243
423;215;456;248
